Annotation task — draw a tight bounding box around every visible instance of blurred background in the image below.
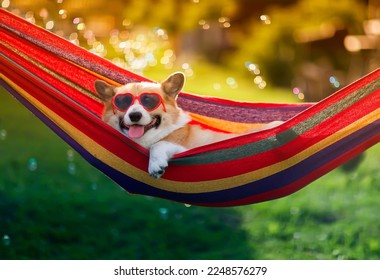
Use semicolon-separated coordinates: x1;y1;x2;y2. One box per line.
2;0;380;100
0;0;379;260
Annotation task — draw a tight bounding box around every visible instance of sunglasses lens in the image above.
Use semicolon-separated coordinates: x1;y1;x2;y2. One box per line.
140;93;161;111
114;94;133;111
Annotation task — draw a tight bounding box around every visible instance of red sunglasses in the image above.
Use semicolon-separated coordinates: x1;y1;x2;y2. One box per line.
112;92;166;113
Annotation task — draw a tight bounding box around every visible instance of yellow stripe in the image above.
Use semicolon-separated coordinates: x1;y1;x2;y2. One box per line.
189;113;266;133
1;74;161;185
2;74;379;194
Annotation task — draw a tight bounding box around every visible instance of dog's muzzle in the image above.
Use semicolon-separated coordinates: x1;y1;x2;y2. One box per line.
119;115;161;139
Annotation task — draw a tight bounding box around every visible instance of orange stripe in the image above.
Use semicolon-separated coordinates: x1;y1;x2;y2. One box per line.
3;74;379;194
189;113;266;134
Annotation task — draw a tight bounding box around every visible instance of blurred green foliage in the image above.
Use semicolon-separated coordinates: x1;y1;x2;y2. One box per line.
7;0;370;90
123;0;237;32
231;0;367;87
1;0;379;260
1;73;379;260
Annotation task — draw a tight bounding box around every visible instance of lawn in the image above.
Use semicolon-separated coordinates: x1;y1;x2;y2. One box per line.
0;73;379;259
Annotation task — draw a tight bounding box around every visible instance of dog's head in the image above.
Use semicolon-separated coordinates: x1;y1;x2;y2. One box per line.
95;72;188;148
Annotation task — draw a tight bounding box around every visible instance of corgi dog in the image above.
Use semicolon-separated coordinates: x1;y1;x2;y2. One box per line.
95;72;281;178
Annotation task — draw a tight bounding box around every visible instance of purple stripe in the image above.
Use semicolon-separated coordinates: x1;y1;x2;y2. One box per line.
117;120;378;204
0;79;153;192
170;120;380;205
1;17;311;124
177;96;312;123
1;16;312;124
2;78;379;206
0;22;137;85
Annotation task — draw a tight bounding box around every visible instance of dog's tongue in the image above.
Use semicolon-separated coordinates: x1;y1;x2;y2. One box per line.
128;125;145;139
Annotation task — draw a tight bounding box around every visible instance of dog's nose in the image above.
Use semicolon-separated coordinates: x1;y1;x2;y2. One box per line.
129;112;142;122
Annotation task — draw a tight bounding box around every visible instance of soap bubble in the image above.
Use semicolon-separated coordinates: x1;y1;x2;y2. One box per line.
27;158;38;171
226;77;238;89
68;162;76;175
213;83;221;91
329;76;340;88
293;232;302;240
254;76;263;84
260;15;271;25
66;149;75;162
181;63;194;77
2;235;11;246
293;87;305;100
159;207;169;220
2;0;10;9
245;62;261;75
258;81;267;89
0;129;7;140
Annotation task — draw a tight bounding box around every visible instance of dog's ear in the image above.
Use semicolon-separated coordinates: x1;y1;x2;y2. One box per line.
94;80;116;101
161;72;185;99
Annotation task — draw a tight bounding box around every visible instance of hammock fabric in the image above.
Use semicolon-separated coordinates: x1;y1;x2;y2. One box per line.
1;9;379;207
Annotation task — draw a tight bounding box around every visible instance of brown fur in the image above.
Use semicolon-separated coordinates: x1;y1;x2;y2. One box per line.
95;72;281;178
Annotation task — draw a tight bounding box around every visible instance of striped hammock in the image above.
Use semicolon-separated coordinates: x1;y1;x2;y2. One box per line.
1;9;379;207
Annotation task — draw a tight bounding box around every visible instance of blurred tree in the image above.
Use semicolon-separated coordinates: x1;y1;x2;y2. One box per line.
123;0;237;33
122;0;238;62
232;0;367;88
7;0;370;88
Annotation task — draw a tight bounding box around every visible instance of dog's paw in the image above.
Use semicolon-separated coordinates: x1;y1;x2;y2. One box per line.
148;158;168;179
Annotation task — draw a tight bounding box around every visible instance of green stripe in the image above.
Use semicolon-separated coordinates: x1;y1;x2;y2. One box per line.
172;78;379;165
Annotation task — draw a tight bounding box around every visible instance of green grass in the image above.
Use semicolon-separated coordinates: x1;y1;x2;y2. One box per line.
1;78;379;259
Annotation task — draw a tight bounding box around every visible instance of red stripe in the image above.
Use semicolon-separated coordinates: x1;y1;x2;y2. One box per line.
2;9;379;185
1;54;152;174
178;66;378;110
202;134;380;207
179;92;313;109
0;9;146;83
164;89;379;182
175;74;380;160
1;29;103;115
3;40;377;183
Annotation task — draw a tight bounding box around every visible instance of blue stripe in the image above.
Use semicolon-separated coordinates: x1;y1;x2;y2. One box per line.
2;78;379;206
0;79;153;193
215;120;380;205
